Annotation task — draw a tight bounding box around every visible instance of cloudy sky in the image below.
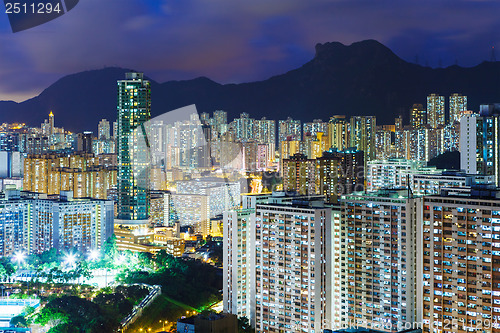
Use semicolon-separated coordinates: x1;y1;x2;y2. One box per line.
1;0;499;102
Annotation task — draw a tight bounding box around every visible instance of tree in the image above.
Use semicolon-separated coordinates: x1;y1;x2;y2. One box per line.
102;235;117;266
35;308;69;327
38;248;61;265
10;315;28;328
0;257;15;279
238;316;252;332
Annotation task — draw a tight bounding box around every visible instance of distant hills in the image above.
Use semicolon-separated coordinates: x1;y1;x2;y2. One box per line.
1;39;500;132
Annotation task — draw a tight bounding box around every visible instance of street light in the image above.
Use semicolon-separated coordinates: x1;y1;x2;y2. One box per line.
88;250;99;261
64;253;77;267
12;251;26;266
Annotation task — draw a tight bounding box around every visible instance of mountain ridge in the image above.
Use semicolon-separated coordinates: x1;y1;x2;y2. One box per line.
1;39;500;132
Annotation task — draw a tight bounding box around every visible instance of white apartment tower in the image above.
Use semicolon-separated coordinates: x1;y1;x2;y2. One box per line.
254;199;332;332
223;209;256;326
449;93;467;123
341;189;417;332
427;94;445;128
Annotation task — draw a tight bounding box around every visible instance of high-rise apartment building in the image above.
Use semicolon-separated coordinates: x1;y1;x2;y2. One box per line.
256;144;270;171
410;103;427;129
416;189;500;333
232;113;254;142
427;94;445;128
316;149;364;203
350;116;376;162
459;112;478;175
330;206;345;330
0;191;30;257
213;110;228;137
223;209;256;326
23;153;116;199
254;117;276;146
176;178;240;218
278;117;302;143
254;197;332;332
395;116;403;131
169;193;210;232
375;129;393;160
366;159;439;192
280;140;302;161
98;119;111;140
76;132;93;153
303;119;328;140
117;72;151;220
0;151;22;178
411;171;494;196
449;93;467;124
0;132;20;152
460;105;500;186
408;128;430;161
283;149;364;203
328;116;350;151
0;190;114;255
341;189;418;332
282;153;317;196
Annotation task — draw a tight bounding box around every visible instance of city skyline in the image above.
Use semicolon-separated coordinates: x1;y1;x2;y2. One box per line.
3;1;500;329
2;70;500;332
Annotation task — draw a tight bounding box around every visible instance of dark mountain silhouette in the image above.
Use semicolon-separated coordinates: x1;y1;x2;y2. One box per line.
1;39;500;132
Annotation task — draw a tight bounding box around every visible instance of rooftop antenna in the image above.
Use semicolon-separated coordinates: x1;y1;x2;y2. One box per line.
491;46;497;62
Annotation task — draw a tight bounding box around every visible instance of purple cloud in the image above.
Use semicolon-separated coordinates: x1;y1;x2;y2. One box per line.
0;0;499;102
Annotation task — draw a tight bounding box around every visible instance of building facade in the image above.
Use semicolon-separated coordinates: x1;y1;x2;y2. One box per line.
254;199;332;332
223;209;256;326
117;72;151;220
341;189;417;332
427;94;445;129
416;191;500;333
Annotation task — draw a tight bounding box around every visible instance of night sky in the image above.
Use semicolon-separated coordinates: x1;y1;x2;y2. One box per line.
1;0;500;102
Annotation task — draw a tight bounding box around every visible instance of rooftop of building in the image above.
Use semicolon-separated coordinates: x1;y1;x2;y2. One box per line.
349;184;500;201
1;190;112;203
413;170;493;179
344;188;413;200
257;192;329;209
436;185;500;200
177;177;236;183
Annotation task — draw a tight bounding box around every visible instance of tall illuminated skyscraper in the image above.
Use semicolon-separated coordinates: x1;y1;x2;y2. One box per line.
350;115;376;162
342;189;418;332
460;104;500;186
213;110;228;137
328;115;350;151
303;119;327;138
117;72;151;220
98;119;111;140
49;111;55;136
410;103;426;129
278;117;301;143
427;94;445;128
449;93;467;123
417;190;500;333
